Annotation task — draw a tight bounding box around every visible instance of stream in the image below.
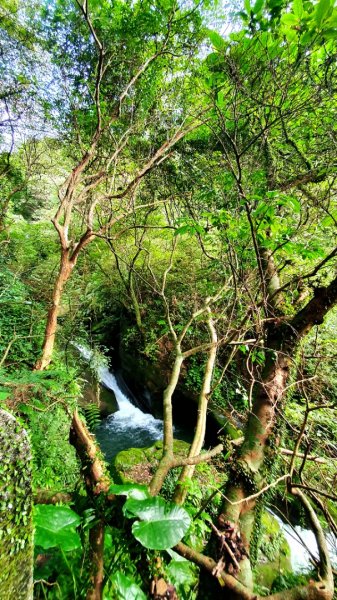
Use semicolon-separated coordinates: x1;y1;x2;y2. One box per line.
95;367;164;462
270;510;337;573
76;344;164;461
77;343;337;574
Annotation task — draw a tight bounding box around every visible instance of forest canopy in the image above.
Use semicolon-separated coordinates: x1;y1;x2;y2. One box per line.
1;0;337;599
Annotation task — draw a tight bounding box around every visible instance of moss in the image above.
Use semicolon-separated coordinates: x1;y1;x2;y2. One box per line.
212;412;243;439
250;498;263;566
113;440;191;484
254;511;291;592
0;410;33;600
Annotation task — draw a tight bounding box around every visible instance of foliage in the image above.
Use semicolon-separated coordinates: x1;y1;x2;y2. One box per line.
107;572;147;600
0;265;45;366
34;505;81;552
165;554;198;600
1;0;337;598
128;497;191;551
0;365;80;489
83;402;101;432
270;570;315;592
112;485;191;550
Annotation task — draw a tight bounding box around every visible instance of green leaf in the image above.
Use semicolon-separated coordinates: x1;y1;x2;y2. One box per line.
281;13;299;26
322;27;337;38
109;572;147;600
216;89;225;109
314;0;331;26
244;0;251;13
293;0;303;18
167;560;196;587
166;549;189;561
281;195;300;213
253;0;264;14
109;483;149;500
205;29;226;51
175;224;190;236
327;9;337;26
124;497;191;550
34;505;81;552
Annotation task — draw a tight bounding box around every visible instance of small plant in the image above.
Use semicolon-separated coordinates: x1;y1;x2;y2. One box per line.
34;505;82;552
109;484;191;550
84;403;101;432
271;570;315;593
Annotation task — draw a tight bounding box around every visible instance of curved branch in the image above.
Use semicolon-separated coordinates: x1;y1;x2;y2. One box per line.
171;444;223;468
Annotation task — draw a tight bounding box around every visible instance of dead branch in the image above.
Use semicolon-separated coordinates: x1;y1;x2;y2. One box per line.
210;522;241;573
175;537;334;600
231;438;332;464
291;483;337;502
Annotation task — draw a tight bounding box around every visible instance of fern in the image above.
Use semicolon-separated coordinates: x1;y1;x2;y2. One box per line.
84;403;101;432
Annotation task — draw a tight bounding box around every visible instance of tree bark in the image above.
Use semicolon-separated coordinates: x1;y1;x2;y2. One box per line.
86;521;105;600
34;249;74;370
173;308;217;504
70;412;112;600
217;274;337;592
35;228;94;370
149;351;184;496
69;410;111;496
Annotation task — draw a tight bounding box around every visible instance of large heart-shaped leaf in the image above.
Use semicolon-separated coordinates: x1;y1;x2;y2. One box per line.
124;497;190;550
34;505;81;552
108;572;147;600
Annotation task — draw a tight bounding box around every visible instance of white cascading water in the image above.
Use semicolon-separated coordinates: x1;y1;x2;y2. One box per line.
75;344;337;571
75;344;163;459
269;511;337;572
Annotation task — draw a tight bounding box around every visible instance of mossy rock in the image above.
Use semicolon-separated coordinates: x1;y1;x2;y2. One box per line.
0;410;33;600
255;511;292;591
113;440;191;485
112;438;226;510
211;411;243;440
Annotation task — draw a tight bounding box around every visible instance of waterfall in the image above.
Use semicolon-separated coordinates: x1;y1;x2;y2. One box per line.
75;343;163;459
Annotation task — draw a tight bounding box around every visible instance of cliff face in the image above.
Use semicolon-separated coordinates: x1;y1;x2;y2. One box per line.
0;410;33;600
119;344;243;444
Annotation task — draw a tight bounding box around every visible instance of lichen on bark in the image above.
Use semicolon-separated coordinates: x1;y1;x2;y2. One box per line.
0;409;33;600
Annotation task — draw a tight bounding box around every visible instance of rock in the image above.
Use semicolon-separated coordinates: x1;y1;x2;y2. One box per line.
80;366;118;417
119;346;243;442
0;410;33;600
113;440;191;485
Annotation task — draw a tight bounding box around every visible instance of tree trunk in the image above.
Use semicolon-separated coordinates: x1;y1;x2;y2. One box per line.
86;521;105;600
217;284;337;594
174;309;217;504
35;249;74;370
129;272;143;332
70;411;113;600
217;322;297;590
149;350;184;496
69;410;112;496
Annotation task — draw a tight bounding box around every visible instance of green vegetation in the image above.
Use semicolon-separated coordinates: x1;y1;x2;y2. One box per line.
1;0;337;598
